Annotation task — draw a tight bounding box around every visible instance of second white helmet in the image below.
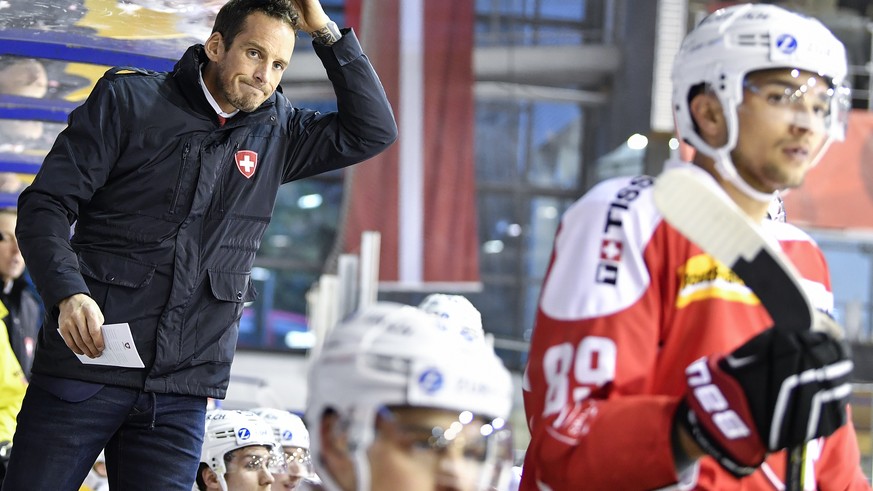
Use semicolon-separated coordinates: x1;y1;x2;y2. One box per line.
305;302;514;491
418;293;485;342
250;407;310;449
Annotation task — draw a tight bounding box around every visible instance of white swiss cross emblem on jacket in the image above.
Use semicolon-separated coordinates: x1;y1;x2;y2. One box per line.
235;150;258;179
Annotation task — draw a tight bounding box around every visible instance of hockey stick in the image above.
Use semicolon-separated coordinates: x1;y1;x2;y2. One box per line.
653;165;814;490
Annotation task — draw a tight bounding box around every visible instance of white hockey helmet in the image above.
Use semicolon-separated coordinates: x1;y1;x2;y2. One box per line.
672;3;851;201
418;293;485;342
306;302;514;491
200;409;283;491
251;408;310;449
250;407;315;479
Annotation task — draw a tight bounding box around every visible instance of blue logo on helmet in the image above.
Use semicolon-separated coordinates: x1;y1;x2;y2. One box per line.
282;430;294;441
238;427;251;440
418;368;444;394
775;34;798;54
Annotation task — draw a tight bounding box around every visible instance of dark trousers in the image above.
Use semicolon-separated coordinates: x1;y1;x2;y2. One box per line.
1;383;207;491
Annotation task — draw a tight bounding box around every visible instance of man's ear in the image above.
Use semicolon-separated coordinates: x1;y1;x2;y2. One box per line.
320;411;350;459
204;32;225;63
202;466;221;490
689;92;726;143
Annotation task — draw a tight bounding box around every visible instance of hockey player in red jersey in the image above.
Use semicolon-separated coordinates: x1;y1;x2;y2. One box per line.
521;4;870;490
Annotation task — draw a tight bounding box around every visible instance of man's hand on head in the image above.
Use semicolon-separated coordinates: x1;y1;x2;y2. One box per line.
288;0;331;35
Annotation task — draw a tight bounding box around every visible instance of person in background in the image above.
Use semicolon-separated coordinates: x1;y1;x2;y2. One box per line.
0;209;40;381
3;0;396;488
252;407;316;490
0;208;32;487
0;56;49;147
197;409;285;491
521;4;869;489
79;450;109;491
303;302;515;491
0;300;26;484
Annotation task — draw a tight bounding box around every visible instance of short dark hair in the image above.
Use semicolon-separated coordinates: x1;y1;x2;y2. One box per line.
211;0;299;49
195;462;210;491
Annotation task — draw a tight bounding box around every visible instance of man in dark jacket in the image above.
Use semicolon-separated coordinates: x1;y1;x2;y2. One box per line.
3;0;397;489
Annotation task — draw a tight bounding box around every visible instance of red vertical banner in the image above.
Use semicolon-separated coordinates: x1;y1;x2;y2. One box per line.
341;0;402;282
340;0;480;288
421;0;478;284
344;0;362;31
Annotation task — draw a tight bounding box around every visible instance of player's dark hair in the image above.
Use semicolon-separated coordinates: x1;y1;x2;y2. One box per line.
212;0;299;49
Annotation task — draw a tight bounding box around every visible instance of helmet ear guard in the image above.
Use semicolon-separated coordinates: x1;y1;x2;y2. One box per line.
671;3;851;202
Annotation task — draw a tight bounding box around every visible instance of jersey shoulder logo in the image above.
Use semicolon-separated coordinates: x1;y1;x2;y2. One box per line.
235;150;258;179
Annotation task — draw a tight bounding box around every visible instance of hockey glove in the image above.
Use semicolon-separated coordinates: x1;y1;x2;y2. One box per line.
677;328;853;477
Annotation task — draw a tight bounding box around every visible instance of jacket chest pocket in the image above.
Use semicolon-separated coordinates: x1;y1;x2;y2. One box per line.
209;145;281;220
78;251;162;323
170;140;198;216
192;269;258;363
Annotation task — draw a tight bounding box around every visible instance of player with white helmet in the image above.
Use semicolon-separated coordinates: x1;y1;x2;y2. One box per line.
251;407;315;490
418;293;485;342
670;2;851;203
304;302;515;491
196;409;286;491
521;3;867;489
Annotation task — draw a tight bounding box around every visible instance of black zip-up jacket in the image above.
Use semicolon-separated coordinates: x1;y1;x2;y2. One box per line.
16;30;397;398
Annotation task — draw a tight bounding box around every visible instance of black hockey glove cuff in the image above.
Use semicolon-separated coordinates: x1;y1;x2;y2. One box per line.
680;328;852;477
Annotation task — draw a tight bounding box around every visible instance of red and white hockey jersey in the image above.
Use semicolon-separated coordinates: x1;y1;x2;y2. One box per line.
521;164;869;490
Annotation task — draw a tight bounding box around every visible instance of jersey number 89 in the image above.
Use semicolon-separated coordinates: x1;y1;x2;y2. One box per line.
542;336;617;417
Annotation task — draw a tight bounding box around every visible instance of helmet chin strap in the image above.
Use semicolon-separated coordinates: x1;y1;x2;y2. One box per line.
216;468;229;491
712;148;777;203
351;443;372;491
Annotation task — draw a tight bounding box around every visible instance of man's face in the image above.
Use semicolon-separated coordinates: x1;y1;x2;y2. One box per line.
272;445;312;490
221;445;276;491
363;407;510;491
731;68;832;193
0;59;48;140
0;213;24;284
205;11;295;113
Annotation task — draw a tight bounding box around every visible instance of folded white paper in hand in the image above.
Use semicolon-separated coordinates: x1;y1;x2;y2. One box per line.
66;322;145;368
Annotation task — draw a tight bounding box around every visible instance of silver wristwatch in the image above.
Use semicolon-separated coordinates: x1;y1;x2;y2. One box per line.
312;21;342;46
